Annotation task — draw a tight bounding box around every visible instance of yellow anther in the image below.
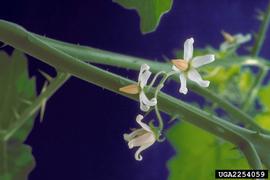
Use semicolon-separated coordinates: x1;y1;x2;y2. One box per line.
119;84;140;94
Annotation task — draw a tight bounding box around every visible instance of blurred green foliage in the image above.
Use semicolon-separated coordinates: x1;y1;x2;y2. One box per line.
167;121;249;180
0;50;36;180
257;84;270;129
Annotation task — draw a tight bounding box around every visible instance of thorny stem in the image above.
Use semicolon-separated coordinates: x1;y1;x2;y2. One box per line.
242;0;270;112
4;73;70;141
251;0;270;57
190;83;269;134
32;32;270;133
0;19;266;170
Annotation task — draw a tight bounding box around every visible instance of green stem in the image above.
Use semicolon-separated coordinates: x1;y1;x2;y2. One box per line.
34;33;170;71
251;0;270;57
242;68;267;112
4;73;70;141
153;75;167;131
189;83;269;134
153;71;177;131
34;33;270;68
242;1;270;112
31;30;269;133
154;105;164;131
0;19;265;169
0;21;243;137
240;141;263;170
147;71;166;91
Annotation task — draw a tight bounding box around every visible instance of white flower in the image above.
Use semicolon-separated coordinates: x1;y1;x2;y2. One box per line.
171;38;215;94
123;114;156;161
220;31;251;51
119;64;157;112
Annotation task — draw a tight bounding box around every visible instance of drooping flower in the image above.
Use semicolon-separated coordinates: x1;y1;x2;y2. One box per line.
171;38;215;94
123;114;156;161
119;64;157;111
220;31;251;51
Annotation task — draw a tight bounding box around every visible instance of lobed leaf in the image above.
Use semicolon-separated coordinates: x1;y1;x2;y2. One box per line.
0;50;36;180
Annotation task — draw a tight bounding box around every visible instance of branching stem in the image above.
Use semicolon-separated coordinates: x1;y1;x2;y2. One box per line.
0;19;267;170
4;73;70;141
30;31;269;133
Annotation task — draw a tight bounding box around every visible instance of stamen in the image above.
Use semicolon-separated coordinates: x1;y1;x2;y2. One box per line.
119;84;140;94
221;31;235;43
171;59;189;71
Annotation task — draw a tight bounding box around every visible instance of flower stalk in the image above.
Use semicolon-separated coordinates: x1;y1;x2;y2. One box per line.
152;71;177;131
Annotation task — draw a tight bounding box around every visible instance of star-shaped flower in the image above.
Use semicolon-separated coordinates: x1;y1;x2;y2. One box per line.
119;64;157;111
123;114;156;161
171;38;215;94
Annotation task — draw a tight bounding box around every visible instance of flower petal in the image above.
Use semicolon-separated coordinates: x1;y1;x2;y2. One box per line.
179;73;188;94
138;64;151;88
184;38;194;61
191;55;215;68
220;41;230;51
139;70;151;88
135;141;155;161
187;68;210;87
136;114;151;132
123;129;145;142
140;101;150;112
221;31;235;43
139;91;157;112
234;34;251;44
220;33;251;51
128;133;155;149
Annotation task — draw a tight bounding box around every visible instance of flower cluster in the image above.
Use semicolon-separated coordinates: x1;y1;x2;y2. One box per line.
120;38;215;161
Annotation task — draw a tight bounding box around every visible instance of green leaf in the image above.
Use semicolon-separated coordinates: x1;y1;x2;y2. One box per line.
0;50;36;179
167;121;248;180
113;0;173;34
255;112;270;130
259;85;270;111
239;70;254;93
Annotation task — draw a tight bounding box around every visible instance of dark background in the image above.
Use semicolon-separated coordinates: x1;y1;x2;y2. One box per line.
1;0;269;179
